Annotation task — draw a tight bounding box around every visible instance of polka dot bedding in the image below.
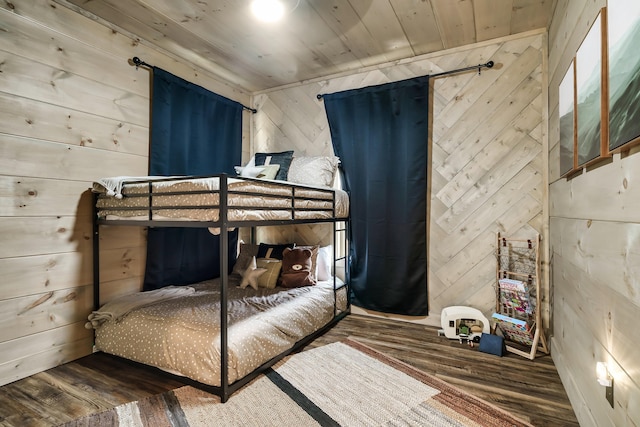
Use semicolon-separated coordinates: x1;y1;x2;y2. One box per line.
94;276;347;386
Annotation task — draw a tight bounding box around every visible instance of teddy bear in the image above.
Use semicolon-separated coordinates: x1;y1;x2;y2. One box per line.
279;247;316;288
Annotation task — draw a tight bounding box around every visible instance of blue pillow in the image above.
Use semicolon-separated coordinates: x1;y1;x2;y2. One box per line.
255;151;294;181
257;242;295;260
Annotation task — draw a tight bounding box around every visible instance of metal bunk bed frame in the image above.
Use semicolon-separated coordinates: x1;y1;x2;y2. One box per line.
91;173;350;402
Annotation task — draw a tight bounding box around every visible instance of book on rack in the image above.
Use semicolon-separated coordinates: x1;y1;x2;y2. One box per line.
498;278;533;315
492;312;533;346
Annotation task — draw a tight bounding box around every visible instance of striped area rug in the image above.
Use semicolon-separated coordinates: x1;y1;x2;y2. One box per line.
63;339;532;426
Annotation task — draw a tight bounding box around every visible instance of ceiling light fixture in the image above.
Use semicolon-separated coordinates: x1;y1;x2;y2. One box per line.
250;0;300;23
251;0;286;22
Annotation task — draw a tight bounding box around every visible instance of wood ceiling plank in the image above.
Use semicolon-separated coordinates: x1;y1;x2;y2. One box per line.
273;2;358;72
245;1;361;82
146;0;350;87
389;0;444;54
511;0;554;33
138;0;285;87
348;0;414;60
474;0;514;42
66;0;267;90
54;0;555;91
308;0;390;67
432;0;477;49
193;2;325;81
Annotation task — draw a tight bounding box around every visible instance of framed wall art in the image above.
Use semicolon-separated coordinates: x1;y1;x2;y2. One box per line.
608;0;640;151
575;12;603;166
559;60;576;176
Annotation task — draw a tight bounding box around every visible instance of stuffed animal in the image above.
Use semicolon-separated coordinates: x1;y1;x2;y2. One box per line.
279;247;316;288
238;256;266;290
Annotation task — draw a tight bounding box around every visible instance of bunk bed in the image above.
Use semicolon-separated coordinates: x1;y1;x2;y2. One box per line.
89;173;350;402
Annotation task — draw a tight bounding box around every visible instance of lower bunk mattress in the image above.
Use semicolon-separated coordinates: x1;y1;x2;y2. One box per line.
89;276;347;387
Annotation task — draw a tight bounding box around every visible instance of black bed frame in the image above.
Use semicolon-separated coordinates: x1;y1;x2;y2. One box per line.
91;173;350;402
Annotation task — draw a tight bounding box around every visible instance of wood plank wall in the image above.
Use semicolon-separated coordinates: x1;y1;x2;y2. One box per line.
252;31;547;328
548;1;640;425
0;1;250;387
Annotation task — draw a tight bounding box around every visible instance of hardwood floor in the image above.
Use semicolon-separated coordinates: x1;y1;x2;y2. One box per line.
0;314;579;426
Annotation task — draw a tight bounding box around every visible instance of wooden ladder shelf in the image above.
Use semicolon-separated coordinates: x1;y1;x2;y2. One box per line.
495;232;549;360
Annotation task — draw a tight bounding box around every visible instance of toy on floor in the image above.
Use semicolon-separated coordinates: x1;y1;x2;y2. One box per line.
438;306;490;344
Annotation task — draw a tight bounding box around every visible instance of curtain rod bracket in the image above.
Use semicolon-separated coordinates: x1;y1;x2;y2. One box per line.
131;56;151;70
480;60;494;75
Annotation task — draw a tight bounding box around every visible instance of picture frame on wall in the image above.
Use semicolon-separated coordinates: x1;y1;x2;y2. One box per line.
559;60;576;176
608;0;640;151
575;12;603;166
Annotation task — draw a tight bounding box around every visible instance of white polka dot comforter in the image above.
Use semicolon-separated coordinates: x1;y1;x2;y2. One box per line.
94;277;347;386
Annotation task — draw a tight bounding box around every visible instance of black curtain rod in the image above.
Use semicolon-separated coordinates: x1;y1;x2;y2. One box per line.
316;60;494;100
130;57;258;114
431;60;494;78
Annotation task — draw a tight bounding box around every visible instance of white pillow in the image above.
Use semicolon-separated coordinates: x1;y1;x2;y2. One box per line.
287;156;340;187
234;164;280;179
316;245;332;281
256;164;280;180
235;165;266;177
234;155;263;177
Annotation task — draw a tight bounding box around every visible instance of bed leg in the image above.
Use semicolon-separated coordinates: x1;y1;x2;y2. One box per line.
220;174;229;402
92;191;100;311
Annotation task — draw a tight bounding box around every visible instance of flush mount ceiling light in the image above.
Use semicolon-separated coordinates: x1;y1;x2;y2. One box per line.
250;0;299;23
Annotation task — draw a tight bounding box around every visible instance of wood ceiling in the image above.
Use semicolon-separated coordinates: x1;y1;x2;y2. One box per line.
63;0;555;93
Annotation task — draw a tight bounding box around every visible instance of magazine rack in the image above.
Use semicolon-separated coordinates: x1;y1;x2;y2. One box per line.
494;232;549;359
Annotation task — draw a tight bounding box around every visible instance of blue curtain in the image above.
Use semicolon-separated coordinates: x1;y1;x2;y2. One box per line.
143;68;243;290
323;76;429;316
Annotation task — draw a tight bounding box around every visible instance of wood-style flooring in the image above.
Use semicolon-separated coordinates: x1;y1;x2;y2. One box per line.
0;314;579;426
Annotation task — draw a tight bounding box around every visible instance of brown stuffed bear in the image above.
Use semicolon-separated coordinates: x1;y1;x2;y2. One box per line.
279;247;317;288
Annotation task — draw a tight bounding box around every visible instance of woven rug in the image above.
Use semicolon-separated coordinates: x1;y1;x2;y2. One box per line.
62;339;532;426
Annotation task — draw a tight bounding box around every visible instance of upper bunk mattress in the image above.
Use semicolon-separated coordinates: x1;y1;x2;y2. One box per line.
92;175;349;223
91;277;348;387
